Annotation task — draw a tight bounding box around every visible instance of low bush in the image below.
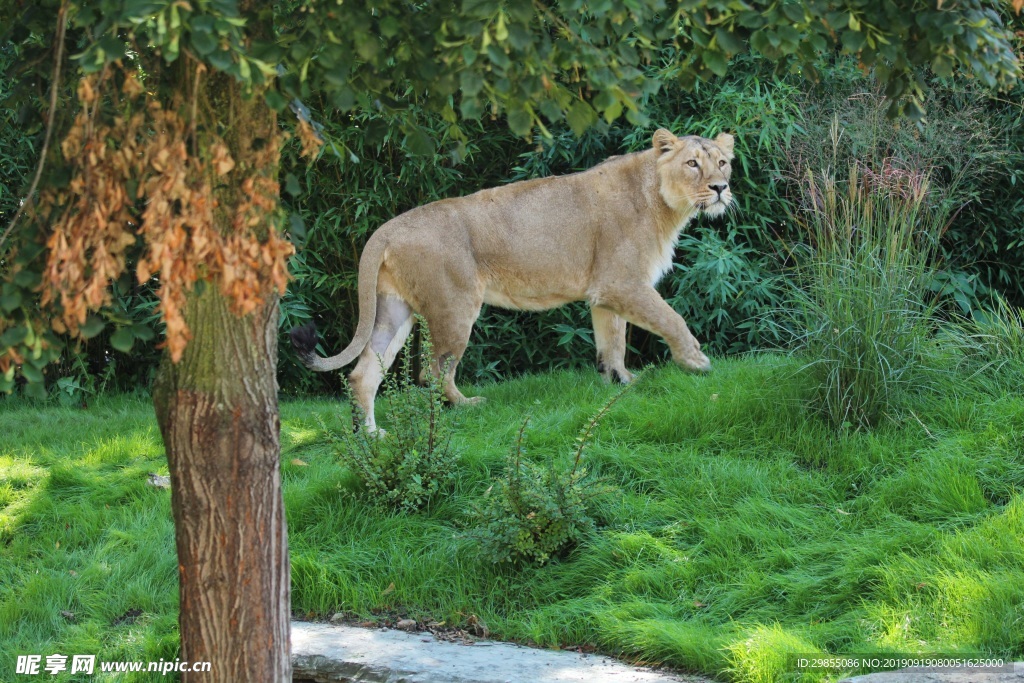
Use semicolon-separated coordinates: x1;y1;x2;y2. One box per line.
471;388;625;564
319;320;459;512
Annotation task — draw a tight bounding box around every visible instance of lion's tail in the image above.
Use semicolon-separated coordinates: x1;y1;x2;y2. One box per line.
289;235;387;372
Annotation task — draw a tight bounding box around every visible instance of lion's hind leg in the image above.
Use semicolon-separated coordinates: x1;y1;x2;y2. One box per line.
418;296;485;407
591;305;634;384
349;295;414;433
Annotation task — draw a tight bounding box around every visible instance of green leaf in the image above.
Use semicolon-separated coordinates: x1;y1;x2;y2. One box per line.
331;87;356;111
782;3;805;23
460;98;484;119
703;50;728;77
905;98;926;121
379;16;401;38
288;213;307;244
506;107;532;137
404;127;436;156
285;173;302;197
749;29;772;55
23;379;47;400
355;34;380;62
841;29;866;52
97;35;126;62
132;324;156;342
362;120;390;146
264;89;287;111
208;48;233;72
20;363;43;384
932;55;954;78
602;98;623;124
13;270;40;288
738;11;766;29
123;0;162;19
566;101;597;136
79;315;105;340
165;32;181;63
190;27;218;56
715;28;745;55
461;70;484;98
0;290;22;313
110;327;135;353
486;44;511;69
0;326;28;347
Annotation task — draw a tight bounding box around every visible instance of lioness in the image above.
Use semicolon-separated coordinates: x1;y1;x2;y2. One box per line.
291;128;734;431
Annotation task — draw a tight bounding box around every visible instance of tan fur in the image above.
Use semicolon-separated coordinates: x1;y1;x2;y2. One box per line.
297;129;735;431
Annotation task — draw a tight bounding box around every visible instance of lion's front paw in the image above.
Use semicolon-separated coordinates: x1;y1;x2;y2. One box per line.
678;352;712;374
614;368;635;384
463;396;487;406
599;365;634;384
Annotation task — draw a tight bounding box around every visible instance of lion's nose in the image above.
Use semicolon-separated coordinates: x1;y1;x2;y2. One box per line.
709;183;728;195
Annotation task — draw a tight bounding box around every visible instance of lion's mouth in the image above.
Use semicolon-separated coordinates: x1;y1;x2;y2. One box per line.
698;197;730;217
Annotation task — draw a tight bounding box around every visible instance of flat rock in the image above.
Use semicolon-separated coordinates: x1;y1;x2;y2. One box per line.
840;663;1024;683
290;621;714;683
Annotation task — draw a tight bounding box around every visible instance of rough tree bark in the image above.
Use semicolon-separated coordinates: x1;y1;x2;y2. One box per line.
151;63;291;681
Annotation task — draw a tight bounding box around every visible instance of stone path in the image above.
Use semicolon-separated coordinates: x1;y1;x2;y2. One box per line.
291;621;1023;683
291;621;714;683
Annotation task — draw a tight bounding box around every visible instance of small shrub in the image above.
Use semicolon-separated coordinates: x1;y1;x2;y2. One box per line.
786;135;951;429
471;389;625;564
320;319;459;512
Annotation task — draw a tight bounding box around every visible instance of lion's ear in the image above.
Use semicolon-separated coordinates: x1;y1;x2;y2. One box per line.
652;129;678;156
714;133;735;160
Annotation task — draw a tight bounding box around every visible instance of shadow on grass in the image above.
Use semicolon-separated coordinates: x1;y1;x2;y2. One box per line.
0;400;180;674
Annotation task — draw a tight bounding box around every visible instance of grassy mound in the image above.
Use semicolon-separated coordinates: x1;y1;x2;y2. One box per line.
2;355;1022;681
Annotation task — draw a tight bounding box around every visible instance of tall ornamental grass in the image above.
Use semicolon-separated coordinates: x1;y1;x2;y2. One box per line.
788;157;950;429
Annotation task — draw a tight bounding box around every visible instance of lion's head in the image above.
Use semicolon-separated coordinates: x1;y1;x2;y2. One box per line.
652;129;735;218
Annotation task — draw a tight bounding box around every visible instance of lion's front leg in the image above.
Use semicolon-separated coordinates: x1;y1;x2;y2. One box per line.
594;285;711;373
591;305;634;384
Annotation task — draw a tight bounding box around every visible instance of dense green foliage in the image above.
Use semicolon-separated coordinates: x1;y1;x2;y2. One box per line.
4;47;1024;395
8;0;1018;136
3;355;1023;681
1;0;1022;398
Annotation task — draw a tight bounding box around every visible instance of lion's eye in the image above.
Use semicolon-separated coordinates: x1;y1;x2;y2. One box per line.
719;160;727;168
687;160;698;168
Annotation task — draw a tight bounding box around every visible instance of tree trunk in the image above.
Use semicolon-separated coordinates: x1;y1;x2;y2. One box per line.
154;285;290;682
152;65;291;681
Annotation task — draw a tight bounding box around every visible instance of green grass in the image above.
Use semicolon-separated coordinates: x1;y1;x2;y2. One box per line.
2;356;1023;682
